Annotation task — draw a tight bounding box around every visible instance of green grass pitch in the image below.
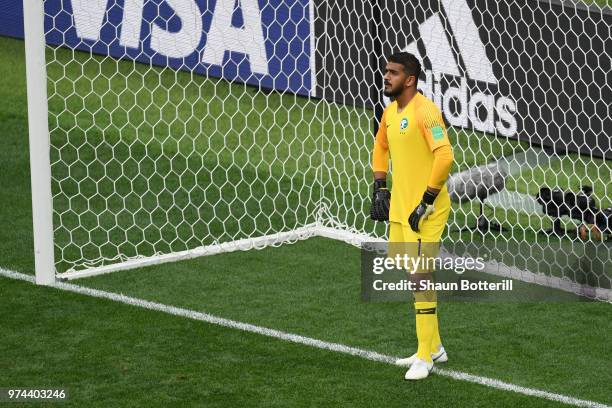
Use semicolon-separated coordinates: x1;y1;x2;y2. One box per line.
1;35;611;407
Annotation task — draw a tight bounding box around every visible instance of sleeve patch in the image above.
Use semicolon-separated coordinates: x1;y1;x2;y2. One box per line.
431;126;444;141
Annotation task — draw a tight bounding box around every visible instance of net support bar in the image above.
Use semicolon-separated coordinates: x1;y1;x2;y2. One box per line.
57;223;322;280
57;224;612;302
325;228;612;302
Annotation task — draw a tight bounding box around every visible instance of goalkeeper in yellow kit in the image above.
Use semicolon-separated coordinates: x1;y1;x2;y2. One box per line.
370;52;454;380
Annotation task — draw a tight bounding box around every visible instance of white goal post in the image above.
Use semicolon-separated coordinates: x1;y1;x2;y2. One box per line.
23;0;611;301
24;0;55;285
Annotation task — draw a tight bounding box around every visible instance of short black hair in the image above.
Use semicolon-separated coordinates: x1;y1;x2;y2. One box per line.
387;52;421;81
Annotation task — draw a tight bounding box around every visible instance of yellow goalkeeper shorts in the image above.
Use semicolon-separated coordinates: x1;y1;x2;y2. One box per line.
389;220;447;243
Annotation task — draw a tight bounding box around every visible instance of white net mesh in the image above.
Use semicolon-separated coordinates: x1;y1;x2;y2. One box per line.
39;0;610;298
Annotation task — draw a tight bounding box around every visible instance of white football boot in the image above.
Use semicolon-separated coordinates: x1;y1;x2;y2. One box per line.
396;345;448;367
404;357;434;380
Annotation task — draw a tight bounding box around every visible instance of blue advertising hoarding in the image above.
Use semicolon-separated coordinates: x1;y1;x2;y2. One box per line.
0;0;24;38
2;0;314;96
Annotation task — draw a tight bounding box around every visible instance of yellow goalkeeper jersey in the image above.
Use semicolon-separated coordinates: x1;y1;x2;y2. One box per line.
372;92;452;228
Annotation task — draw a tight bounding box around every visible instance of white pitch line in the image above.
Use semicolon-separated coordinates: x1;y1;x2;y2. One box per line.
1;267;610;408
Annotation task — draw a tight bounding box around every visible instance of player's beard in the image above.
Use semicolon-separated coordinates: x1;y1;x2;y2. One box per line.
383;83;402;98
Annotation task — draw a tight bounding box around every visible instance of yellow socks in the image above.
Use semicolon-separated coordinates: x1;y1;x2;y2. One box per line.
430;312;442;353
415;301;437;361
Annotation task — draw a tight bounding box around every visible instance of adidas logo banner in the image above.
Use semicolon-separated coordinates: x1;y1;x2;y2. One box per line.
399;0;516;138
378;0;612;158
372;0;610;158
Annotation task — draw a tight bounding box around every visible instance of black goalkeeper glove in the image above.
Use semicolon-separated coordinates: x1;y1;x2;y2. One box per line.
408;190;437;232
370;179;391;221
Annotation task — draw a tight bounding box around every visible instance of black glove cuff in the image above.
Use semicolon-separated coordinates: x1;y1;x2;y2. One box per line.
374;179;387;190
422;190;437;205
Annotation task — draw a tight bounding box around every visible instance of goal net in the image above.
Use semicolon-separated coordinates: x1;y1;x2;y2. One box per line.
26;0;610;300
